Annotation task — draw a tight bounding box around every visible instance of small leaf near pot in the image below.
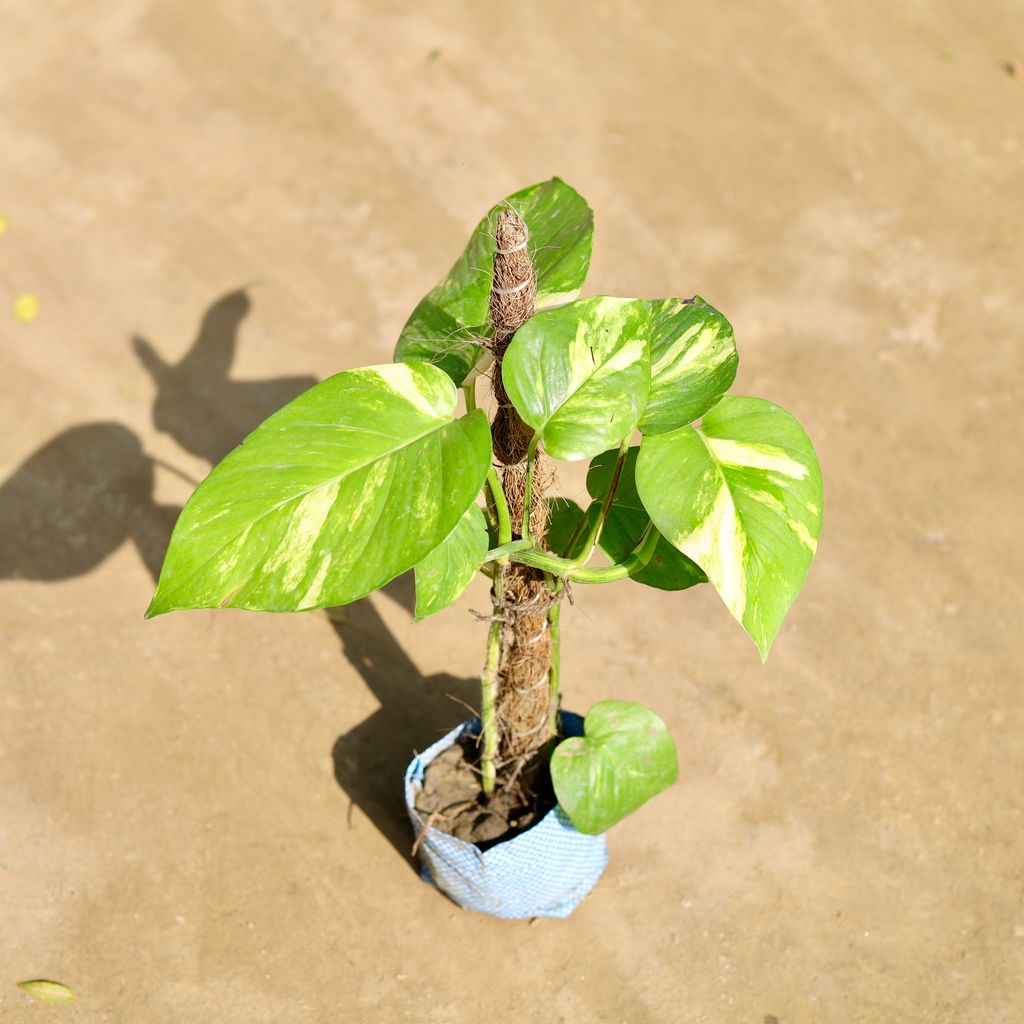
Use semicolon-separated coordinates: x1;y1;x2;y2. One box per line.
551;700;678;835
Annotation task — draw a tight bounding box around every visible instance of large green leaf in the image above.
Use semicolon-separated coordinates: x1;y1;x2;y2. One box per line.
394;177;594;386
635;396;822;659
501;296;650;461
551;701;679;835
413;503;488;620
639;296;738;435
390;230;493;388
147;363;492;616
587;448;706;591
520;178;595;309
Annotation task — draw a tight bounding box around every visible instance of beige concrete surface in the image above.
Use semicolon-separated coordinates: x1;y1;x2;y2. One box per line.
1;2;1022;1021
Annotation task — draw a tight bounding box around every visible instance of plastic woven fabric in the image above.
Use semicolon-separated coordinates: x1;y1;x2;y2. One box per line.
404;713;608;919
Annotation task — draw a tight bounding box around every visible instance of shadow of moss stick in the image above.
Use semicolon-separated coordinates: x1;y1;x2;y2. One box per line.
329;573;479;870
0;289;476;866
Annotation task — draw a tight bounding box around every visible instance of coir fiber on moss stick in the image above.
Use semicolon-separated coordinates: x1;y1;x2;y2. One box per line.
488;209;557;779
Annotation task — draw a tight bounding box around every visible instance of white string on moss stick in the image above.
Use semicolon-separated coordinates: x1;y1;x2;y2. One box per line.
494;226;529;255
491;278;532;296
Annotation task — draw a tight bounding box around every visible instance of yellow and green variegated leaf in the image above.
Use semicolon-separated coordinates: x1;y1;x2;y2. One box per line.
520;177;595;310
639;296;738;434
551;700;679;835
501;296;650;461
147;363;492;616
636;396;822;660
414;503;488;620
587;448;706;591
394;177;594;386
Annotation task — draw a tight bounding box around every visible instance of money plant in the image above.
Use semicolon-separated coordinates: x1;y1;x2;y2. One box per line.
146;178;823;837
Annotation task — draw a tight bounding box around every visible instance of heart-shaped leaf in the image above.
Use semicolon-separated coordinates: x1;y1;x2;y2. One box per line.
17;980;75;1005
394;178;594;386
639;296;738;434
587;448;706;591
636;396;822;659
147;362;492;615
501;296;650;461
551;700;679;835
414;503;488;619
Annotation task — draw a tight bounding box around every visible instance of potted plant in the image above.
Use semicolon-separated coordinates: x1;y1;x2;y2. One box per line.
146;178;823;919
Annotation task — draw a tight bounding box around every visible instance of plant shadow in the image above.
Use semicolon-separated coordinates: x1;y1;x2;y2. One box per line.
0;420;181;583
0;289;315;584
0;287;476;868
133;289;316;465
327;572;479;871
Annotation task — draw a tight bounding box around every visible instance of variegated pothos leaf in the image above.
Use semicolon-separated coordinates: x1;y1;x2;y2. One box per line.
501;296;651;460
639;296;737;434
551;700;679;835
147;362;492;615
394;177;594;386
635;396;822;659
413;503;488;619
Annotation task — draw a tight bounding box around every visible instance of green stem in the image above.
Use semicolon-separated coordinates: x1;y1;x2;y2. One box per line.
484;538;531;562
471;390;506;536
482;487;499;536
486;467;512;548
547;575;563;731
480;464;511;797
503;548;576;573
520;435;539;541
480;614;502;795
490;520;660;583
570;522;658;583
569;439;629;569
562;512;590;561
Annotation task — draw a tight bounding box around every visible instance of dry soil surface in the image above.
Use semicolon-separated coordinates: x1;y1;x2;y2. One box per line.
2;2;1022;1022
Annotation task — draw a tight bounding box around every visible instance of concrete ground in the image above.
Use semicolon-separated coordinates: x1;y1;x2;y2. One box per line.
1;2;1022;1021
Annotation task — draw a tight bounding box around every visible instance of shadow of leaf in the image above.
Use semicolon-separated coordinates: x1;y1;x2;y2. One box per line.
0;422;178;582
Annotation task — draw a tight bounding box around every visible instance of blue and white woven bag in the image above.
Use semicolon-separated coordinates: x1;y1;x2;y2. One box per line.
404;713;608;919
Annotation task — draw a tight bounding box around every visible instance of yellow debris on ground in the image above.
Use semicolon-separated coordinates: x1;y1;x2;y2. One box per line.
13;293;39;323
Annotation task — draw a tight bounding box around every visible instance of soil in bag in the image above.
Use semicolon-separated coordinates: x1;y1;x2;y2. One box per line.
414;735;557;850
